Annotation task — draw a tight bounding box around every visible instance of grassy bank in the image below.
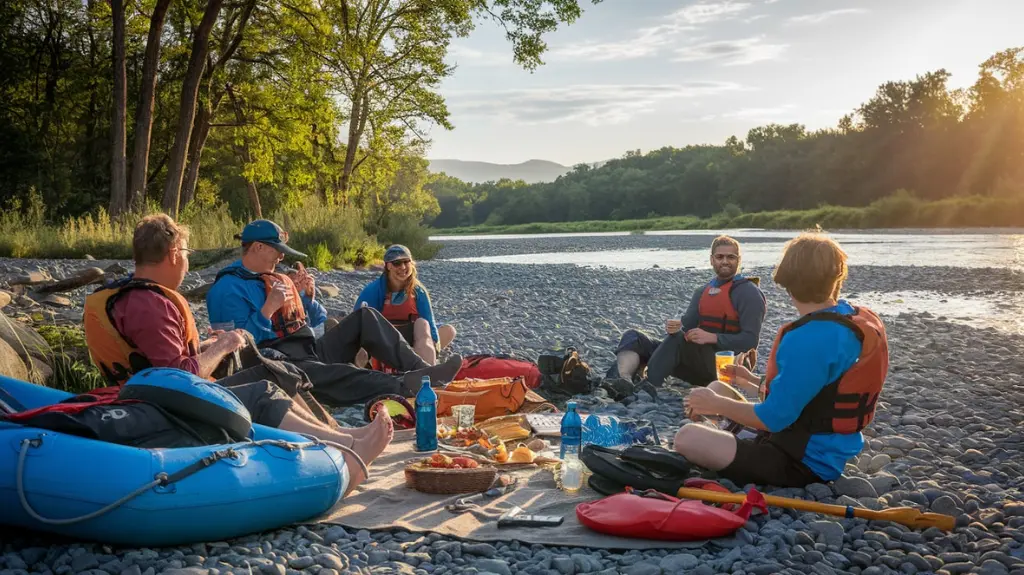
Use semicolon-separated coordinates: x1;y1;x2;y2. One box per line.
432;192;1024;236
0;194;440;270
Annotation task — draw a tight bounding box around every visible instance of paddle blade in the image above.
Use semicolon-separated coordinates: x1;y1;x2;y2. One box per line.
861;507;956;531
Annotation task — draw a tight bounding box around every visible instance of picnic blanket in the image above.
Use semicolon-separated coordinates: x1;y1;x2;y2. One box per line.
310;431;728;550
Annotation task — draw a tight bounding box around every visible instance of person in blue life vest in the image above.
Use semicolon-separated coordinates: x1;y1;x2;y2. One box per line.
676;232;890;488
205;220;463;406
611;235;767;388
353;245;456;366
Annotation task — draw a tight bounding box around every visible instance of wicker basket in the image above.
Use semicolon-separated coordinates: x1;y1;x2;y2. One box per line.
403;461;498;495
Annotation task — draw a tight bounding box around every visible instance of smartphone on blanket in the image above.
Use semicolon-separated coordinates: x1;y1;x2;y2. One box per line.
497;506;564;528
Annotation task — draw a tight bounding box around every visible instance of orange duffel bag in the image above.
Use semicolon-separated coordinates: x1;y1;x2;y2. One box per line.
436;377;550;421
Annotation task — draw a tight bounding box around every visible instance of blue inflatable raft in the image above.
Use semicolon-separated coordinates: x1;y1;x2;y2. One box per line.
0;375;350;547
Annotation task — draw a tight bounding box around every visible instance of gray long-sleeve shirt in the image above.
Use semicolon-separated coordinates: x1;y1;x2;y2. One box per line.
680;277;767;353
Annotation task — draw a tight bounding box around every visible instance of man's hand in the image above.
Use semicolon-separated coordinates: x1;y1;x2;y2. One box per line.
665;319;682;335
212;329;246;353
262;281;293;319
290;262;315;298
684;387;724;417
685;328;718;345
720;363;758;386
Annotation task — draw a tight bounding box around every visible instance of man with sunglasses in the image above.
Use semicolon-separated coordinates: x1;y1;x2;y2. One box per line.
206;220;462;406
611;235;767;388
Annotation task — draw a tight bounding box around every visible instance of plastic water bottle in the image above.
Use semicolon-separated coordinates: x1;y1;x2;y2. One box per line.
415;376;438;452
560;401;583;459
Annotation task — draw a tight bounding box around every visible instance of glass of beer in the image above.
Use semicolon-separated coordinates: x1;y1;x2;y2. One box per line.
716;351;735;384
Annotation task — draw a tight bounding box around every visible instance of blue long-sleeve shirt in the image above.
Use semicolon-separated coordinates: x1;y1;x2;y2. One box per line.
680;274;766;353
354;275;439;343
206;260;327;345
753;300;865;480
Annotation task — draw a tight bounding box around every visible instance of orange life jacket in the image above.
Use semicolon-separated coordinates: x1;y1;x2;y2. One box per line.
216;268;308;340
697;277;761;334
83;278;202;386
259;272;308;339
382;290;419;325
761;306;889;458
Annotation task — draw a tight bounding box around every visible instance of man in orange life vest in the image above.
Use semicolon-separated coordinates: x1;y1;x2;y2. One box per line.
82;214;392;485
612;235;767;388
206;219;462;406
676;232;889;487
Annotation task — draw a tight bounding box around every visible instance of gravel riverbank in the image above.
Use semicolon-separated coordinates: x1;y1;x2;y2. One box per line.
2;235;1024;575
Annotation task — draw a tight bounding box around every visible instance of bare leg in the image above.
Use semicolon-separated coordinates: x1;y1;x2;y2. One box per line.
412;318;437;365
673;423;738;471
438;324;456;349
277;410;393;494
616;350;640;380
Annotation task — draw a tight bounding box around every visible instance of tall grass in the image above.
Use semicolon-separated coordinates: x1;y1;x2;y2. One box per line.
0;191;438;270
432;191;1024;235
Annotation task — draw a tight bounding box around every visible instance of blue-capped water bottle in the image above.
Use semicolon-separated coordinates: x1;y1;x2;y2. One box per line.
415;376;438;452
560;401;583;460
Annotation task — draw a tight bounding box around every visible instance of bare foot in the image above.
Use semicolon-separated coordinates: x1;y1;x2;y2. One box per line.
351;410;394;466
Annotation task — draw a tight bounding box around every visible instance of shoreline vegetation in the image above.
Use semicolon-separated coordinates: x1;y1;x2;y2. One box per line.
0;193;439;269
430;191;1024;236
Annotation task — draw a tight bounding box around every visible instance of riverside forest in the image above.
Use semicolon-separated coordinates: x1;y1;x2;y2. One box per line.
428;47;1024;235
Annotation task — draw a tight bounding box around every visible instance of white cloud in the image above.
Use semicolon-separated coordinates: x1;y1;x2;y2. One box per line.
446;82;750;126
673;36;788;66
787;8;867;25
549;1;754;63
699;104;798;122
446;44;511;67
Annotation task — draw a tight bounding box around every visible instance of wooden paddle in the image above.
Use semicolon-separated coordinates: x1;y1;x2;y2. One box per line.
676;487;956;531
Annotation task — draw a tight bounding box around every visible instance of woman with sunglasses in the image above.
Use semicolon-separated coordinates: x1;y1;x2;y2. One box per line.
354;245;456;365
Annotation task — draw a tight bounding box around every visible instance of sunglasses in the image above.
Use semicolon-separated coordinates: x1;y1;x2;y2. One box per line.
389;259;411;267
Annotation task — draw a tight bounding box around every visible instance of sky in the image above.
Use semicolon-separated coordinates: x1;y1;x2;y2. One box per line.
424;0;1024;166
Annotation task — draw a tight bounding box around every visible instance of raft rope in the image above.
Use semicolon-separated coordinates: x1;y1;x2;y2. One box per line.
16;435;368;525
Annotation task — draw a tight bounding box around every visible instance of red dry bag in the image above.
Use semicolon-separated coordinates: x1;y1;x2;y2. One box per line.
455;354;543;389
576;480;768;541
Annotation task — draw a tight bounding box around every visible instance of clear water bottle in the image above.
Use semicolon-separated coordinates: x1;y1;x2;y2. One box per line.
415;376;438;452
560;401;583;460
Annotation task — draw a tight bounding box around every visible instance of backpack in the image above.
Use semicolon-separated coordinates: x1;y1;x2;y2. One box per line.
580;444;693;496
537;347;594;395
436;377;552;421
455;354;543;390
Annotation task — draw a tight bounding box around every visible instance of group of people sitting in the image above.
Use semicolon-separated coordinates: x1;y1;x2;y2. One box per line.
79;213;466;492
17;211;887;495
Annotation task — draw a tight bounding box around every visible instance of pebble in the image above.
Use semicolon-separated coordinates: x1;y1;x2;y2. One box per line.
3;247;1024;575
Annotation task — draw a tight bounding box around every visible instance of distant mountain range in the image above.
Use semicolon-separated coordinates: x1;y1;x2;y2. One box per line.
428;158;605;184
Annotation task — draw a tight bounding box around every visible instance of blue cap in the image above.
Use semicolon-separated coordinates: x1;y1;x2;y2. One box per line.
236;220;306;258
384;244;412;263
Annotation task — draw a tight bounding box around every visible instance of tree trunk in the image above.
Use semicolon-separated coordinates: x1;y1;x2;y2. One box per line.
179;105;214;209
160;0;225;217
128;0;172;213
108;0;128;217
226;84;262;219
339;89;369;197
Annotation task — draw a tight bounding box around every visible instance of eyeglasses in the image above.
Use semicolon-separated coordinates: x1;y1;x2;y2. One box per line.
389;259;411;267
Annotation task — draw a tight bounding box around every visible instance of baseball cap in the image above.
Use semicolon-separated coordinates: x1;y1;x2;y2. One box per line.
235;219;307;258
384;244;412;263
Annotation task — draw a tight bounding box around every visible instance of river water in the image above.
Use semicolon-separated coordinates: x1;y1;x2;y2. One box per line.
432;229;1024;336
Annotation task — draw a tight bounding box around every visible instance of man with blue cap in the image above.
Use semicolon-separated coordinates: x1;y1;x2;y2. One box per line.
206;219;462;405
